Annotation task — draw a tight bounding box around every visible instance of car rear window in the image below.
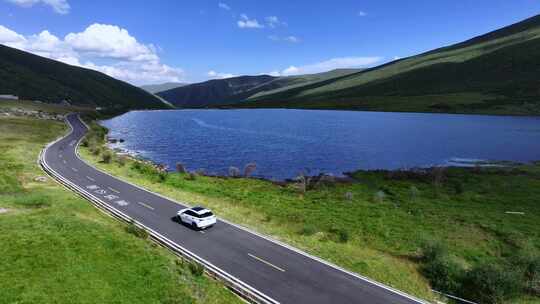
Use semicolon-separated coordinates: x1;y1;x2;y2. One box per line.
195;211;213;218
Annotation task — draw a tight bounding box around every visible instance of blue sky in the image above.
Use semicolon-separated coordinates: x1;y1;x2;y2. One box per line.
1;0;539;85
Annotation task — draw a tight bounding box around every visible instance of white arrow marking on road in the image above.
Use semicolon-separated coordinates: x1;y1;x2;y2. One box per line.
248;253;286;272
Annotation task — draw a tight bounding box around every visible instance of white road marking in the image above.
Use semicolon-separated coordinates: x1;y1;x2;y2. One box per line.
86;176;95;181
59;154;63;158
137;202;154;210
115;200;129;207
63;160;67;164
248;253;286;272
104;194;119;201
71;167;78;172
86;185;99;190
94;189;106;195
108;187;120;194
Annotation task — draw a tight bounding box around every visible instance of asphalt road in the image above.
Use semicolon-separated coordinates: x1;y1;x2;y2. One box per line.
43;113;425;304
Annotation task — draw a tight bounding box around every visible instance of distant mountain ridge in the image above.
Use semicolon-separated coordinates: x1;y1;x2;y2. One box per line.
157;69;362;108
0;44;169;110
140;82;188;94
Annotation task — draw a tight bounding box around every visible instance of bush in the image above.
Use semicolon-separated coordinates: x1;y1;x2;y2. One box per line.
422;254;463;293
185;172;197;181
511;250;540;295
420;239;447;263
101;151;112;163
373;190;386;203
228;166;240;177
13;193;50;208
90;147;101;156
188;262;204;276
299;225;317;236
125;222;148;239
176;162;186;173
328;227;349;243
462;264;521;304
244;163;257;177
116;155;126;167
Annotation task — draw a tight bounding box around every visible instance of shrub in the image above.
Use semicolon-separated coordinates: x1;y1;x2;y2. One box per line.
185;172;197;181
328;227;349;243
422;254;463;293
511;250;540;295
373;190;386;203
188;262;204;276
299;225;317;236
13;193;50;208
80;139;89;147
90;147;101;156
176;162;186;173
125;222;148;239
244;163;257;177
409;185;420;202
116;155;126;167
101;151;112;163
462;264;521;304
420;239;447;263
157;171;167;183
228;166;240;177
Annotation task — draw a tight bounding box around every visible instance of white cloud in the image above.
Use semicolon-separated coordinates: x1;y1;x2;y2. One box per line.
218;2;230;10
265;16;287;28
207;70;236;79
276;56;382;76
284;36;299;43
358;11;367;17
237;14;264;29
65;23;159;62
268;35;300;43
0;25;26;45
0;24;184;85
7;0;70;14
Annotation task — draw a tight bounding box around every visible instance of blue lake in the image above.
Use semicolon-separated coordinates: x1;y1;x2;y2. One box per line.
101;109;540;180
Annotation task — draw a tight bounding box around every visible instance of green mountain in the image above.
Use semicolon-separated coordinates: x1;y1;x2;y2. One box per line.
157;69;362;108
157;75;276;107
240;14;540;115
0;44;169;110
140;82;188;94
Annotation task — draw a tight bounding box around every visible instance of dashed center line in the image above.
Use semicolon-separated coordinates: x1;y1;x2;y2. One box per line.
86;176;95;181
108;187;120;194
248;253;286;272
62;160;67;164
137;202;154;210
71;167;78;172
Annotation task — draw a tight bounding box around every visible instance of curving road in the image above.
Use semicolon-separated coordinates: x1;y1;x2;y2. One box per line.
42;113;426;304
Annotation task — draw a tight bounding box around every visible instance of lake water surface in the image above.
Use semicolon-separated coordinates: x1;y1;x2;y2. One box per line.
101;109;540;180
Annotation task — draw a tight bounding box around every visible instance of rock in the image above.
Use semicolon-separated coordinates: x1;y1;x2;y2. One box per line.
34;176;48;183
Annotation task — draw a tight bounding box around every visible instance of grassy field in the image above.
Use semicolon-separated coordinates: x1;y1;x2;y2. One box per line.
80;123;540;303
0;115;240;303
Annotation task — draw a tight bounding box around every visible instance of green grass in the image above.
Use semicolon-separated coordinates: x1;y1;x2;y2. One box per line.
0;116;240;304
79;122;540;303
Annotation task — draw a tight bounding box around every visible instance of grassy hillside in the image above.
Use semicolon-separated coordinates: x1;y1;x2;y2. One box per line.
0;114;239;303
82;124;540;304
157;75;275;107
140;82;188;94
0;44;169;110
238;14;540;115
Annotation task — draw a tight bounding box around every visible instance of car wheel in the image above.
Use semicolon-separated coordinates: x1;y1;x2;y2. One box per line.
191;222;197;230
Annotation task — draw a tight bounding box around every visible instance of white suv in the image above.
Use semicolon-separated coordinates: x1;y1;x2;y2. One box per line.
177;206;216;229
